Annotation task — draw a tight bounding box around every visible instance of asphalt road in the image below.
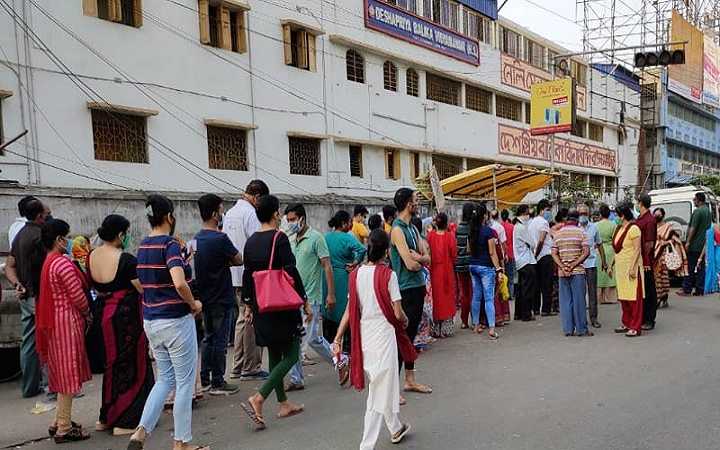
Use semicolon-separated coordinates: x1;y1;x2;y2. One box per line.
3;292;720;450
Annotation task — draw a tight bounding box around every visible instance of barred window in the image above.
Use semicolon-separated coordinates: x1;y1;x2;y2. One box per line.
206;125;248;171
87;0;142;27
346;49;365;83
605;176;616;194
433;155;462;180
289;137;321;176
426;73;460;106
462;10;492;45
499;26;520;58
495;95;521;121
465;85;492;113
524;102;531;124
91;109;148;163
590;174;603;192
525;40;545;69
406;68;419;97
588;122;603;142
383;61;398;92
349;144;363;177
572;119;587;138
448;1;459;31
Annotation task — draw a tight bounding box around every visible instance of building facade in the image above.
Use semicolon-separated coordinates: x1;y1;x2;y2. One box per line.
0;0;639;201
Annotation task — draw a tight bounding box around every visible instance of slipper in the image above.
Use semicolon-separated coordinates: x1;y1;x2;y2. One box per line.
404;384;433;394
277;405;304;419
391;423;411;444
488;331;499;340
240;402;266;431
49;421;81;437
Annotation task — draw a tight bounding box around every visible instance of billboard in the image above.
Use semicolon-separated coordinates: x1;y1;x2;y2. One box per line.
365;0;480;65
530;78;575;136
668;11;703;103
703;35;720;107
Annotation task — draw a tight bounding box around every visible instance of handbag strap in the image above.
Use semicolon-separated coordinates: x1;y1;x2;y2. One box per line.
268;231;281;270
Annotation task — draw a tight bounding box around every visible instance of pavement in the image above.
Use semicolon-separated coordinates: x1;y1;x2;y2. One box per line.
2;292;720;450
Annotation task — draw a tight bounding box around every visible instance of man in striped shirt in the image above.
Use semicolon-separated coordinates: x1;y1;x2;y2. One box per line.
551;210;592;337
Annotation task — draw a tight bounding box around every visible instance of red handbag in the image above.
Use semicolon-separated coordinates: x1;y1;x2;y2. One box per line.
253;231;304;313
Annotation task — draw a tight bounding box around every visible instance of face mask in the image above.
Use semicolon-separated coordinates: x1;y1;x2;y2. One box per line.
579;215;589;226
121;233;131;250
543;211;553;222
285;220;302;236
655;216;663;223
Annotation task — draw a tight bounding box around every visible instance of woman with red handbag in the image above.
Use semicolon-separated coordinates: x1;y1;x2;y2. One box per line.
240;195;311;431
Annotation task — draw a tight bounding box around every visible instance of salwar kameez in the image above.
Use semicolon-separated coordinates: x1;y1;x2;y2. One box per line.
427;230;456;337
614;224;644;333
597;219;618;303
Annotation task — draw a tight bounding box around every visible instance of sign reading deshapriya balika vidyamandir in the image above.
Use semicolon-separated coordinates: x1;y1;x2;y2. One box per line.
530;78;575;136
365;0;480;65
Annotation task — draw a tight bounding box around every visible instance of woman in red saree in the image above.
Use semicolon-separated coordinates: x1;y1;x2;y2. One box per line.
37;219;92;443
89;214;153;436
427;213;457;337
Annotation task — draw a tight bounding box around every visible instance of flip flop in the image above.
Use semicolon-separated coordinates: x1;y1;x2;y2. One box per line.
404;384;433;394
277;404;304;419
240;402;267;431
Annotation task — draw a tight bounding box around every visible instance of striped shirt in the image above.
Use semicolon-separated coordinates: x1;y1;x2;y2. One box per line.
552;223;588;277
137;235;191;320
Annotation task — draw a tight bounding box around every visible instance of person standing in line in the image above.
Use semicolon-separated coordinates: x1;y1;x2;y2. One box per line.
701;221;720;295
427;213;457;338
383;205;398;235
653;208;687;309
613;202;644;338
194;194;244;396
351;205;370;245
410;216;434;350
283;204;347;391
390;188;432;394
500;210;516;304
368;214;383;232
468;203;503;340
240;195;311;431
529;199;557;317
679;192;712;296
596;205;618;304
455;203;475;329
8;195;37;248
513;205;538;321
332;230;413;449
551;211;592;337
489;210;510;323
634;194;658;332
578;205;603;329
5;198;51;399
226;180;269;381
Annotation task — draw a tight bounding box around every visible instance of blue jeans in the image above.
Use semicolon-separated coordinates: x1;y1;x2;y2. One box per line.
470;265;496;328
505;260;516;301
558;274;588;335
140;314;197;443
19;296;43;398
200;303;233;387
289;303;334;385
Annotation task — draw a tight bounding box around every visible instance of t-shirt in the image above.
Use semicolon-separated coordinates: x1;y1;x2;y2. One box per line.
513;218;537;270
224;199;260;287
138;235;192;320
10;222;44;298
529;216;553;259
193;229;239;307
502;221;515;260
635;210;658;266
689;204;712;253
383;222;393;234
291;227;330;306
469;225;495;267
582;222;601;269
552;223;588;277
351;221;369;243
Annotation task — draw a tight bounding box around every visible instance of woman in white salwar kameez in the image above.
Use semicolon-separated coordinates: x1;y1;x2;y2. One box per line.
334;230;415;449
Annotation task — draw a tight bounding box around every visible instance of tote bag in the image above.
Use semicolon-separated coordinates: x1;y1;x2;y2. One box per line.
253;231;304;313
664;244;682;271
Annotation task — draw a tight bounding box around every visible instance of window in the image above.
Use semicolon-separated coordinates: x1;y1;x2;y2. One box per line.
411;151;421;179
605;176;616;194
346;49;365;83
206;125;248;171
499;26;521;58
462;10;492;45
91;109;148;163
572;118;587;138
448;1;460;31
406;69;419;97
524;102;531;124
383;61;398;92
465;85;492;113
84;0;142;27
590;174;603;192
281;24;318;71
668;101;716;132
426;73;461;106
385;149;401;180
199;1;247;53
432;0;449;27
349;145;363;177
383;0;418;14
495;95;522;121
571;60;587;87
288;137;321;176
525;40;545;69
433;155;462;180
588;122;603;142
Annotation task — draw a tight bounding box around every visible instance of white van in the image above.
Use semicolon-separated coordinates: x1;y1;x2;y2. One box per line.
648;186;718;241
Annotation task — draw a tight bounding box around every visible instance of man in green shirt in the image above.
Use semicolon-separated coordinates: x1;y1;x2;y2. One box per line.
283;204;344;390
681;192;712;296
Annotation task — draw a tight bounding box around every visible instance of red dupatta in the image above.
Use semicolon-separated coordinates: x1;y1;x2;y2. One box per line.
612;222;638;254
348;264;417;391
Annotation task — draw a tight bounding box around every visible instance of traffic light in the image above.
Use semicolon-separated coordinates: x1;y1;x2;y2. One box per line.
634;49;685;68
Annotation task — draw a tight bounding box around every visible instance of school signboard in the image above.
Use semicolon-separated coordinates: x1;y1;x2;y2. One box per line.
530;78;576;136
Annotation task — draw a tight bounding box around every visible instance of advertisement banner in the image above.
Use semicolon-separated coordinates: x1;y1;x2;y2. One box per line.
668;11;703;104
530;78;575;136
703;35;720;107
365;0;480;65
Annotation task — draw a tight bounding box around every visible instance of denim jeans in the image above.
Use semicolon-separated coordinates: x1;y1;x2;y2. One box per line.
289;303;334;385
558;274;588;335
140;314;197;443
200;303;233;387
19;296;43;398
470;265;496;328
505;260;516;301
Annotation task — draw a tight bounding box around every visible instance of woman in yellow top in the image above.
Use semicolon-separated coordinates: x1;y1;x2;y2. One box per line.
612;202;644;337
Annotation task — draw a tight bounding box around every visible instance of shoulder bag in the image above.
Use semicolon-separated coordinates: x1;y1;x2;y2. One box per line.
253;231;304;313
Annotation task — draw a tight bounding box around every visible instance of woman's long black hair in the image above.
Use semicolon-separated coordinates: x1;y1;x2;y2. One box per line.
468;203;488;254
367;229;390;263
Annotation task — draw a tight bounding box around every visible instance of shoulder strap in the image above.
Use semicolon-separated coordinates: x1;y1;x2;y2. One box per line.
268;231;281;269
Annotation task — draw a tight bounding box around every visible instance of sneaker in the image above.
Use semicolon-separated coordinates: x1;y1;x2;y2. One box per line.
239;370;270;381
391;423;411;444
209;382;240;396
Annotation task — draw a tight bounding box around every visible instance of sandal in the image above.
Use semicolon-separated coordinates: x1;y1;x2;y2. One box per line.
54;426;90;444
49;422;81;437
488;331;499;340
404;383;433;394
614;326;628;334
277;404;304;419
625;329;640;338
460;323;469;329
240;402;267;431
391;423;411;444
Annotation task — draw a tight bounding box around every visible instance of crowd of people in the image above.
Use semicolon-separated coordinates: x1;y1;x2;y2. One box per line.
3;182;717;450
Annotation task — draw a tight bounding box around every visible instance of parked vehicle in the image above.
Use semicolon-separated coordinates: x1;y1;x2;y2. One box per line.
649;185;718;241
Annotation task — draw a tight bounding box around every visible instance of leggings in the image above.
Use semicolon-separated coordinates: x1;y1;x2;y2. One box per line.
258;338;300;403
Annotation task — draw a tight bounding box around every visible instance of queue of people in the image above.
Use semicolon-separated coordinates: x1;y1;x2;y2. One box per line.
3;183;716;450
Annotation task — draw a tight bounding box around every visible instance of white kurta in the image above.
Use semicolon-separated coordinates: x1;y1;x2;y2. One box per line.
357;266;402;416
